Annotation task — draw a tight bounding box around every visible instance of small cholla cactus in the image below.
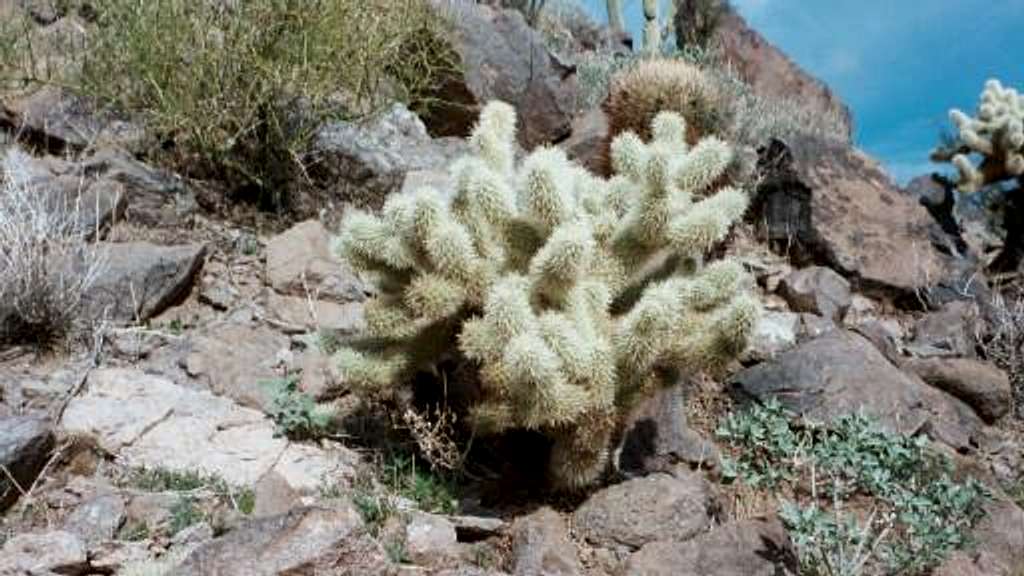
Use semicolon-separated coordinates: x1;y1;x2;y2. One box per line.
334;101;758;490
602;58;725;176
932;79;1024;192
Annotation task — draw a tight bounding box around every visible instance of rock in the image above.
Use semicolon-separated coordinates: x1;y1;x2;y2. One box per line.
448;514;506;540
170;505;388;576
510;507;582;576
908;300;980;358
0;530;90;575
263;291;365;334
84;242;206;323
777;266;851;322
405;512;459;567
934;499;1024;576
88;540;155;573
901;357;1012;423
621;517;798;576
851;320;902;364
253;471;300;518
573;471;714;550
741;310;800;363
60;369;358;489
306;103;467;210
0;414;54;511
753;135;953;303
617;381;720;475
714;12;852;143
62;493;126;548
730;330;987;450
80;147;190;228
2;146;127;238
422;1;576;148
561;108;609;174
1;85;147;152
184;322;290;410
264;220;368;303
798;313;836;341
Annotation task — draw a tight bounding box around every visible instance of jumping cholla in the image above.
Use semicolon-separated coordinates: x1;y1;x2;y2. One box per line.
932;79;1024;192
333;101;758;489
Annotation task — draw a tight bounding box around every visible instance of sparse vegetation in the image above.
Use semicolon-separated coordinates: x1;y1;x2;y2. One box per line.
673;0;731;52
978;286;1024;418
0;0;459;207
121;467;255;525
719;400;989;575
0;148;105;348
263;375;333;440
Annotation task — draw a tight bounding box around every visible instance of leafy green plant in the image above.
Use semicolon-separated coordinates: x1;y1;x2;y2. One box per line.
263;375;332;440
720;403;989;576
381;453;458;515
334;101;758;490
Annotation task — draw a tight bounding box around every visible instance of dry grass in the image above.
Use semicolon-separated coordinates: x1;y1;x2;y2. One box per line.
0;148;105;348
1;0;460;207
977;285;1024;419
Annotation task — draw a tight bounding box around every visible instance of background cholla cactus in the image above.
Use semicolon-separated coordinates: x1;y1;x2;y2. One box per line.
602;58;726;175
932;78;1024;193
334;100;758;489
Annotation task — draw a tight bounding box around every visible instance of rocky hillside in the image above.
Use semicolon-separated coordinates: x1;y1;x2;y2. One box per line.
1;2;1022;576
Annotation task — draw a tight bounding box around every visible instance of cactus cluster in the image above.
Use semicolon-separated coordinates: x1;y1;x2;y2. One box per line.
334;101;758;489
932;79;1024;193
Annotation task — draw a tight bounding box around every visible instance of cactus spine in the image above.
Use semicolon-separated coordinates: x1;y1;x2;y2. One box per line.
334;101;757;490
932;79;1024;192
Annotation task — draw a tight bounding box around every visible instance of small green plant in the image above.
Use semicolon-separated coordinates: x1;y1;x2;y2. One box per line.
719;403;989;576
122;466;255;518
168;495;203;536
381;453;458;515
117;521;151;542
263;375;332;440
384;539;410;564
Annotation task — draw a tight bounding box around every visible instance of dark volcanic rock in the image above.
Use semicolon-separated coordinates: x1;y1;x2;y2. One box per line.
0;414;54;511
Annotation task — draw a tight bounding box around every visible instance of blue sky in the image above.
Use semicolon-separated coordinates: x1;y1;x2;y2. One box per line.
576;0;1024;184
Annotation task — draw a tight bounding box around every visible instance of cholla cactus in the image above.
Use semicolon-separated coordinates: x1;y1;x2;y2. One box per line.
932;79;1024;193
335;101;758;489
602;58;725;175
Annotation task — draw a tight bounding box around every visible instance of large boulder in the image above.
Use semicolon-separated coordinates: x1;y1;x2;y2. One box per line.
621;517;798;576
305;103;467;211
729;330;988;451
422;1;577;148
184;322;290;410
84;242;206;323
753;135;964;304
0;414;54;511
572;471;714;551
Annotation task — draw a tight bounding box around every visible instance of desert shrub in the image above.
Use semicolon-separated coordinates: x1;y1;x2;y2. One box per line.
977;286;1024;418
332;100;758;490
1;0;459;208
0;148;104;347
932;79;1024;193
720;401;989;576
